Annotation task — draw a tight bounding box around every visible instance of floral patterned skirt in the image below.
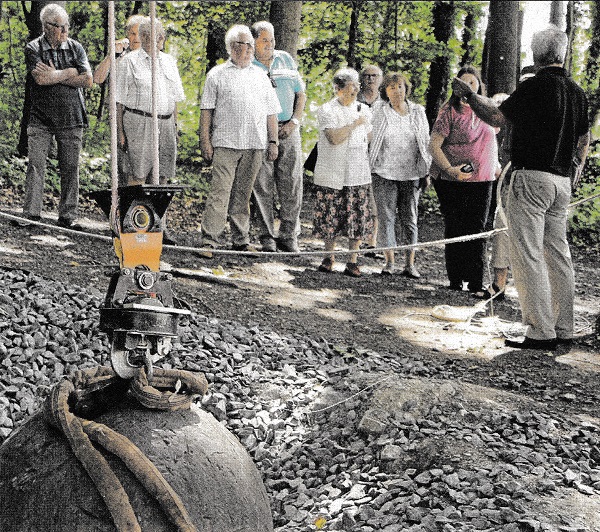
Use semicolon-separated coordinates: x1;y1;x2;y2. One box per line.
312;185;374;240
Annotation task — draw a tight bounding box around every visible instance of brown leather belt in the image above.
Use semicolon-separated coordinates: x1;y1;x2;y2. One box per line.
124;106;172;120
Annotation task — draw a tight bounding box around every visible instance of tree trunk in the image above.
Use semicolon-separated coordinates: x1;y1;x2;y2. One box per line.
550;0;566;29
461;11;477;66
269;0;302;59
425;0;455;128
18;0;64;156
346;0;362;69
483;0;520;97
584;0;600;126
564;1;575;73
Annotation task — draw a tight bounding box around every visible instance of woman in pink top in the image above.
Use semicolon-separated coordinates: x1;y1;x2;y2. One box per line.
429;65;499;297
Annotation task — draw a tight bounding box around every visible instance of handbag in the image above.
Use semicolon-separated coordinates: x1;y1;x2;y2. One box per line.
304;142;318;172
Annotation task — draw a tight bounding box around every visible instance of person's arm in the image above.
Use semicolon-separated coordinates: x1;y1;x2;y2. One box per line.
428;131;471;181
31;61;79;86
572;130;591;188
451;78;507;128
266;114;279;161
279;91;307;139
93;40;128;84
199;108;214;163
324;113;367;145
93;55;112;85
61;70;93;88
117;103;126;149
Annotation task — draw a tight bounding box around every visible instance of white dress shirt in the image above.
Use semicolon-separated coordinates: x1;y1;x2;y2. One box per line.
201;60;281;150
115;48;184;115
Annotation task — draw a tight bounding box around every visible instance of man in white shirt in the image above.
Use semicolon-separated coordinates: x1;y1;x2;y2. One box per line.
115;17;184;187
199;24;281;255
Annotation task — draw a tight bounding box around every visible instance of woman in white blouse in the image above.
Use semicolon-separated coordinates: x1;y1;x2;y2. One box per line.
312;68;374;277
369;72;432;276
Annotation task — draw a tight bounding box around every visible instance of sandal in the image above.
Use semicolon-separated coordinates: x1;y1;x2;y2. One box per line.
343;262;361;277
488;283;506;301
318;257;334;273
472;283;506;301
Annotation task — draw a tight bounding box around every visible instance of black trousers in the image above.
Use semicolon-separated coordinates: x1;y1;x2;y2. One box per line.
433;179;493;291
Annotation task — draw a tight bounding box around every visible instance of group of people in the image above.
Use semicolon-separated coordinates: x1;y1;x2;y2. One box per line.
21;5;590;351
23;6;184;242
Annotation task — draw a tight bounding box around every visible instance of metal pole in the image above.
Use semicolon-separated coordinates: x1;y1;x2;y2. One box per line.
150;2;160;185
108;1;119;234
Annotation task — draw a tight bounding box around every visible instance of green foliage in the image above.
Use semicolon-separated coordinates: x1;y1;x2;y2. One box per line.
0;0;598;251
570;142;600;251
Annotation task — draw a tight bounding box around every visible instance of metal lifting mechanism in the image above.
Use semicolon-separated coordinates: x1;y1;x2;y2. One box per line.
89;3;191;380
93;185;190;379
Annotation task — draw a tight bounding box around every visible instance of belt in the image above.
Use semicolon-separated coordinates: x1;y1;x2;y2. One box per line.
124;106;172;120
513;167;570;178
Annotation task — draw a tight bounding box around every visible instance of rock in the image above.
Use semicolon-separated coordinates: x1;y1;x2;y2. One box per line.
0;401;272;531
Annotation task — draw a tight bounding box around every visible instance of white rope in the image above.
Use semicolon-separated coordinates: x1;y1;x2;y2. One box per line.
107;1;119;235
149;2;160;185
1;188;599;257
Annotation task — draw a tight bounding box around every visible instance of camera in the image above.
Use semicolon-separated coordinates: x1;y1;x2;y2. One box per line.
460;163;474;173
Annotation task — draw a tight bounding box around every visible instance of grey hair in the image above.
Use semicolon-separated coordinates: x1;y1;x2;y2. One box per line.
251;20;274;39
125;14;146;33
40;4;68;25
531;25;568;66
333;68;360;91
138;17;165;40
225;24;254;55
360;64;382;79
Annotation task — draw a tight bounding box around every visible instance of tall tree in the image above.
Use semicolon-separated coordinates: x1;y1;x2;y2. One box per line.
425;0;456;127
269;0;302;58
461;10;478;66
550;0;566;28
18;0;63;156
346;0;362;68
482;0;520;97
564;0;575;73
584;0;600;125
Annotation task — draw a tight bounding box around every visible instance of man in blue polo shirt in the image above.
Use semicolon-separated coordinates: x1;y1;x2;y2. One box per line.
23;3;92;229
452;25;590;351
251;21;306;253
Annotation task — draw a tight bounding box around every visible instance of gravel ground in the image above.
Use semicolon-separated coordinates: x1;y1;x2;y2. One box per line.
2;266;600;531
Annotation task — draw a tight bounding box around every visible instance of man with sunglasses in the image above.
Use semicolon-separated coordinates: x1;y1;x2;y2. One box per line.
23;3;92;230
199;24;280;256
250;21;306;253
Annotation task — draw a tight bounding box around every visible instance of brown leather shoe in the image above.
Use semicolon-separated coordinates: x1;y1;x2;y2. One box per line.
318;257;334;273
343;262;361;278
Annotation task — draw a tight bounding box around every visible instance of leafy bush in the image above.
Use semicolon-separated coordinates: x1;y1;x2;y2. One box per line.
570;145;600;251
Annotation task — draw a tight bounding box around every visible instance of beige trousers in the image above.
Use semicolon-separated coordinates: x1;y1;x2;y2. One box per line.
507;170;574;340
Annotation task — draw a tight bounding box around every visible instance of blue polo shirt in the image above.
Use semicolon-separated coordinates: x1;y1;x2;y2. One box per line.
253;50;305;122
25;35;91;129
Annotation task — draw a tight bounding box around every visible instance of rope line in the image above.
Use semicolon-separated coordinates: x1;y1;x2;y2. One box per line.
1;188;598;258
44;366;204;532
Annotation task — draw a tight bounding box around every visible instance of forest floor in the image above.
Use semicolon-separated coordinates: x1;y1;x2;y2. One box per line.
1;184;600;530
1;184;598;399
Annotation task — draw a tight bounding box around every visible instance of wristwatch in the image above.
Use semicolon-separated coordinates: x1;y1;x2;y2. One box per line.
290;117;300;126
269;139;279;146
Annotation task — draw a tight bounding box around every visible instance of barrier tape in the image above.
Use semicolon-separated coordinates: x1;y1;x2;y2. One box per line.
1;187;598;258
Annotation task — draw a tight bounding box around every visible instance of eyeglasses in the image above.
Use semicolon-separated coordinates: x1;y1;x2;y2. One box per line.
46;21;69;32
363;74;380;78
234;41;253;50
